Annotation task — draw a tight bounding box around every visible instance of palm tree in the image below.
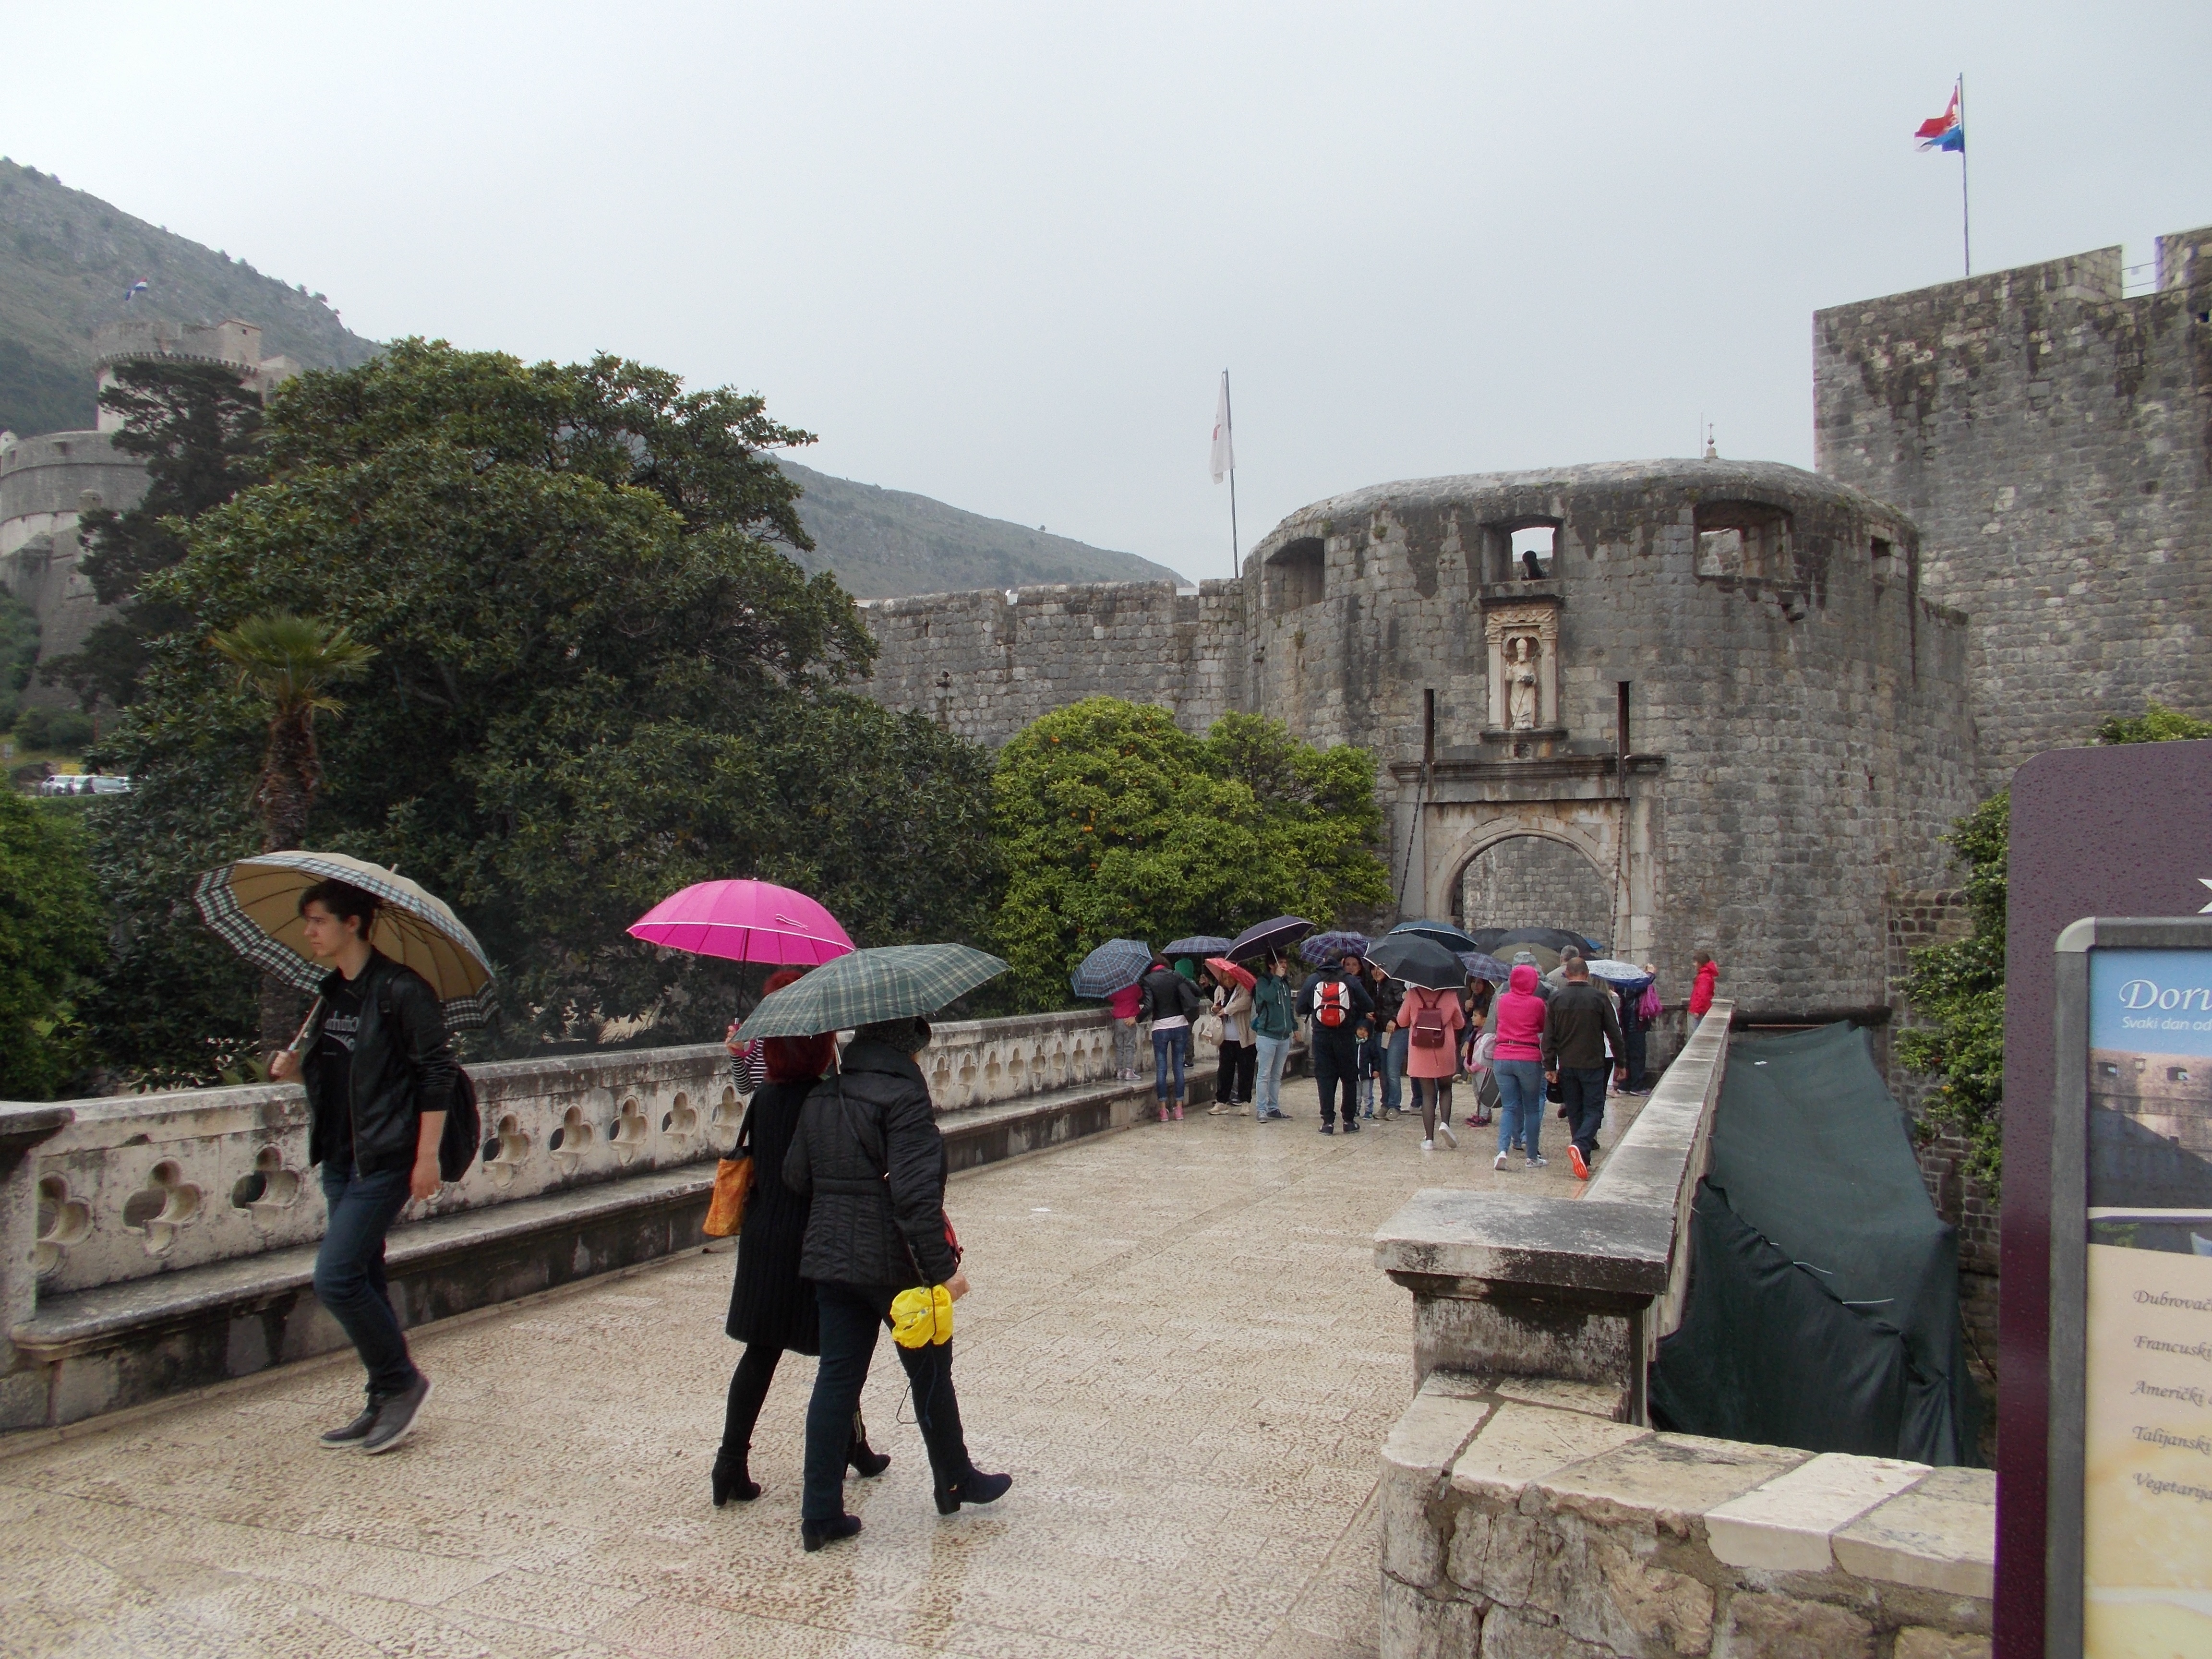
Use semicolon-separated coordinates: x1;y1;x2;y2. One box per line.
210;613;376;853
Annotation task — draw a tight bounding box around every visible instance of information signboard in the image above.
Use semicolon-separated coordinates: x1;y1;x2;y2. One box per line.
2051;919;2212;1655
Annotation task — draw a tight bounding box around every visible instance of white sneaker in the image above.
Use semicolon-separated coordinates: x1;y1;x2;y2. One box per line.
1436;1122;1457;1149
1421;1139;1435;1152
1494;1152;1509;1170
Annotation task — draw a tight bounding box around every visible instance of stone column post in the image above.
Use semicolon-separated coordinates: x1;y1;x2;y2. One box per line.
0;1103;74;1427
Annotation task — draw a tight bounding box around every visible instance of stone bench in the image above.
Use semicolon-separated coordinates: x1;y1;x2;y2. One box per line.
1381;1369;1993;1658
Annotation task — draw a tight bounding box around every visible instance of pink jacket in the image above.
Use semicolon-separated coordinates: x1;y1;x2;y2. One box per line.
1491;964;1548;1063
1108;983;1143;1021
1396;986;1467;1080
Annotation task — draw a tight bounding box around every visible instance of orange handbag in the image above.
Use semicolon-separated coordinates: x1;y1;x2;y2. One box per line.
702;1097;754;1238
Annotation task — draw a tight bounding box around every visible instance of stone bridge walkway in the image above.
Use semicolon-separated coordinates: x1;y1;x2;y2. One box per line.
0;1079;1637;1659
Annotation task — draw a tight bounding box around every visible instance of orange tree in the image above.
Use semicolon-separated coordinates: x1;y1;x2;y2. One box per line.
989;697;1389;1010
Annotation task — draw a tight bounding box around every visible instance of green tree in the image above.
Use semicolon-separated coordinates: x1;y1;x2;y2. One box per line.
210;613;376;852
0;791;105;1097
1900;701;2212;1182
86;339;994;1071
41;360;268;711
0;590;37;731
989;697;1391;1009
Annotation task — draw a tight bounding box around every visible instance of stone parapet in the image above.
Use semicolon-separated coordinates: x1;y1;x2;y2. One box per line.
1374;1002;1731;1417
1381;1370;1994;1658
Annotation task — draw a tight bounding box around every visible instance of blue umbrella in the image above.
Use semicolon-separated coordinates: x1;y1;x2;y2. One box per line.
1226;915;1314;963
1300;930;1370;966
1389;918;1480;953
1162;935;1231;957
1070;938;1153;998
1458;951;1512;984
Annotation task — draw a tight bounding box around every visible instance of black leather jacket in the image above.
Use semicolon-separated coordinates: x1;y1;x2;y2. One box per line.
783;1041;960;1289
303;951;458;1175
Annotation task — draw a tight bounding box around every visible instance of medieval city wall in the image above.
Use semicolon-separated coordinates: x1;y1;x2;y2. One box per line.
857;578;1246;747
1815;224;2212;792
1236;459;1978;1021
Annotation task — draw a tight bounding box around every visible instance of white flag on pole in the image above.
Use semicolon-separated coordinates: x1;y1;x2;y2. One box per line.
1210;370;1235;485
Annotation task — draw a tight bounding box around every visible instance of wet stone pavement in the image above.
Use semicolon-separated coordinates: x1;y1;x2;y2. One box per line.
0;1075;1638;1659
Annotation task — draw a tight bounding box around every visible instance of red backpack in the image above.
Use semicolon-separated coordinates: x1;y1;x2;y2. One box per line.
1410;988;1448;1049
1313;978;1352;1028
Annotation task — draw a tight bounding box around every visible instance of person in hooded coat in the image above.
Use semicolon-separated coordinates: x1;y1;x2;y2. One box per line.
711;969;889;1507
1490;963;1550;1170
782;1016;1011;1551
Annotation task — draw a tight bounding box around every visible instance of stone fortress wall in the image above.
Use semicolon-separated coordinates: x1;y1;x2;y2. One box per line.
0;316;297;704
1817;224;2212;793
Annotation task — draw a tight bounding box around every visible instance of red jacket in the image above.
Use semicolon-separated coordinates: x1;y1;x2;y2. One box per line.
1688;961;1719;1017
1491;964;1548;1062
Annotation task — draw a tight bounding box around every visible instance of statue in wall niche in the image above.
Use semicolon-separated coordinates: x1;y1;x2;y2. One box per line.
1506;634;1541;730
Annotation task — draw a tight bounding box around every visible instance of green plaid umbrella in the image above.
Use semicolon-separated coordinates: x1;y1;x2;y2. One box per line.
736;944;1008;1039
192;849;498;1030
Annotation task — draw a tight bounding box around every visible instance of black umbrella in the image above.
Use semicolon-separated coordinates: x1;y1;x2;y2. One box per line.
1226;915;1314;963
1162;935;1232;957
1388;918;1480;953
1468;925;1606;957
1369;933;1468;991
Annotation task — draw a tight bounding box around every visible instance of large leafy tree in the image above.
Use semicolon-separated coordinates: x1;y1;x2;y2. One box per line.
41;360;268;711
990;698;1391;1009
0;793;104;1098
1901;701;2212;1182
86;340;994;1074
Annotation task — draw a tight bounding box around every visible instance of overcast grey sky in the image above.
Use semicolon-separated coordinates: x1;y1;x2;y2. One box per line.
5;2;2206;580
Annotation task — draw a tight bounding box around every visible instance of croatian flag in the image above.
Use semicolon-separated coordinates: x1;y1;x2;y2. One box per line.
125;279;149;301
1916;86;1964;153
1210;370;1235;485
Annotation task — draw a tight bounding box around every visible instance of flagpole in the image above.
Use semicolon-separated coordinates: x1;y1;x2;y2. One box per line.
1224;369;1240;580
1957;72;1971;277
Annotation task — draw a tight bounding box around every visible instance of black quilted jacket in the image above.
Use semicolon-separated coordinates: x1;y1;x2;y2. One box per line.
782;1040;960;1289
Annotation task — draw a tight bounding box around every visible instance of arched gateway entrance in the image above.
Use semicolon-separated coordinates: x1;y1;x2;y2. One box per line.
1457;834;1613;944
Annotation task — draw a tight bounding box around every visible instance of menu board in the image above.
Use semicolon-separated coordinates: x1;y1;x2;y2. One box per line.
2083;947;2212;1655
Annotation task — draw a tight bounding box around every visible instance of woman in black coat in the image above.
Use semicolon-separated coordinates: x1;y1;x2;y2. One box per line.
713;975;889;1505
781;1015;1011;1551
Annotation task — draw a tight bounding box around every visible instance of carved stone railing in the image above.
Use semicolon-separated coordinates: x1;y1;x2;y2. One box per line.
12;1007;1172;1299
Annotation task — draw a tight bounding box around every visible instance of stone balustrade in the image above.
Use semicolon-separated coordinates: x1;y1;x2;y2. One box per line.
2;1006;1194;1429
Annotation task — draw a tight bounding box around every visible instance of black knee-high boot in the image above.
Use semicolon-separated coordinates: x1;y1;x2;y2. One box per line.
714;1345;779;1504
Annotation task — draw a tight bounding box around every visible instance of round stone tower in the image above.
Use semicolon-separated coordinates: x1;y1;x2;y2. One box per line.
1240;457;1977;1023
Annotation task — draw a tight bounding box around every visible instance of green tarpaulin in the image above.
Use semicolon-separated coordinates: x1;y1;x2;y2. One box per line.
1648;1022;1980;1465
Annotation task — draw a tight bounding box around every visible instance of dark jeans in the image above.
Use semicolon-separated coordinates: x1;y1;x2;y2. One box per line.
1216;1039;1256;1104
1558;1064;1610;1160
804;1283;974;1521
1312;1034;1360;1127
1624;1023;1649;1091
1153;1027;1187;1102
313;1161;418;1396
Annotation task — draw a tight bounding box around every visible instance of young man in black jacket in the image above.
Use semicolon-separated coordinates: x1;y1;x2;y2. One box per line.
268;879;455;1455
783;1016;1010;1551
1297;950;1374;1134
1541;958;1627;1181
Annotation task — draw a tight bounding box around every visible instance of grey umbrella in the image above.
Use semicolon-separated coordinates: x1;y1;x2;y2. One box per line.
736;944;1008;1039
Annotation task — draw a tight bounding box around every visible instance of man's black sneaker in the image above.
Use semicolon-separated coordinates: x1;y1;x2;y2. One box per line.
1319;1123;1335;1134
361;1373;432;1455
318;1396;382;1450
1343;1119;1360;1133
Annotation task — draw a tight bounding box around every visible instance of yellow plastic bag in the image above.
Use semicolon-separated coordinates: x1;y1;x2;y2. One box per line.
889;1283;955;1348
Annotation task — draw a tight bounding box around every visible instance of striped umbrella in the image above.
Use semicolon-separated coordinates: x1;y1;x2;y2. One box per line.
1457;951;1513;985
736;944;1008;1040
1162;935;1232;958
1300;930;1370;966
192;850;497;1029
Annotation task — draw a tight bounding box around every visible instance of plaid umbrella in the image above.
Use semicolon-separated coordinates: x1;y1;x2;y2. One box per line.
736;944;1008;1040
1370;933;1467;990
1387;918;1480;953
1458;951;1513;984
1071;938;1153;998
192;850;497;1030
1299;930;1370;966
1162;935;1231;958
1226;915;1313;963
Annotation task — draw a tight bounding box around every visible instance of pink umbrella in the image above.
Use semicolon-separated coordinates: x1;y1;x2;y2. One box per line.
627;880;854;966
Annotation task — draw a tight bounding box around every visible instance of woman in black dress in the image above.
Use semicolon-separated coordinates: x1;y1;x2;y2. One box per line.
713;971;890;1504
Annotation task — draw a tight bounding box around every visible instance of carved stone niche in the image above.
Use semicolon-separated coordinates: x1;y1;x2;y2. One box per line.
1481;594;1563;742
